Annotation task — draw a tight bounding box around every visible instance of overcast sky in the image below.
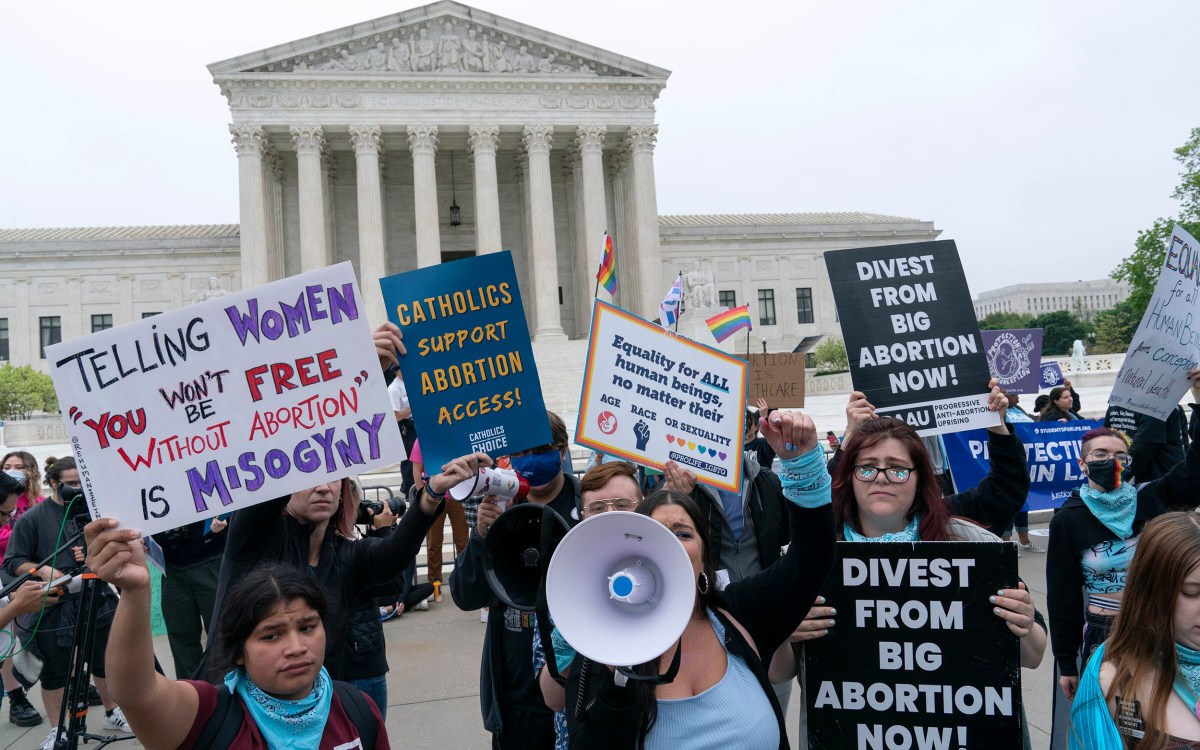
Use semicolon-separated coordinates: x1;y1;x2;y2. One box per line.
3;0;1197;295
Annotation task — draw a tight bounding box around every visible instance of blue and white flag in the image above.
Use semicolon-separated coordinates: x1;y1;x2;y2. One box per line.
659;275;683;328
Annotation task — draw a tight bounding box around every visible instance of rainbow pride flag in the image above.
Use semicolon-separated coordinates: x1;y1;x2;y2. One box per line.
596;232;617;296
706;305;752;343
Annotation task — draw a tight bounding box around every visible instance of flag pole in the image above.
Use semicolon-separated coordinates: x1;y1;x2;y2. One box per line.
745;328;750;362
674;271;682;333
593;231;605;300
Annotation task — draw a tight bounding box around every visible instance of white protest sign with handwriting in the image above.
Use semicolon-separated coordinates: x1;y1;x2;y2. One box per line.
46;263;403;535
576;301;746;493
1109;225;1200;420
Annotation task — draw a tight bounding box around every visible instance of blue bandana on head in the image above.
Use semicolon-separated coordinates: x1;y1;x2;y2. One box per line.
1078;483;1138;540
844;514;920;542
224;666;332;750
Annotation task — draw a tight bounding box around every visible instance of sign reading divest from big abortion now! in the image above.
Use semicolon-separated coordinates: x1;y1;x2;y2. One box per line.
379;252;551;471
46;263;403;536
824;241;1000;436
576;301;746;492
805;542;1021;750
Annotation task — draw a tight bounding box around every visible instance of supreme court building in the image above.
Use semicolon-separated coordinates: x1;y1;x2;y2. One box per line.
1;1;941;377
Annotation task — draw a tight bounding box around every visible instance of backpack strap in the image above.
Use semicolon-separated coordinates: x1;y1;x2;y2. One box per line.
192;685;243;750
333;680;379;749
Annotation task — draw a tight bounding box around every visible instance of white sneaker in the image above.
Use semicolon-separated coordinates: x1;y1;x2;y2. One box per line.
1019;542;1045;554
38;729;59;750
414;597;430;611
101;706;132;733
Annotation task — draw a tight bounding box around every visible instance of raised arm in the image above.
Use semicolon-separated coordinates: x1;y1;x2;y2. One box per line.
85;519;199;750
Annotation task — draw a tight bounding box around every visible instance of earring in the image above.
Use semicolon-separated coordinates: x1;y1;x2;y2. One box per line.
697;571;710;596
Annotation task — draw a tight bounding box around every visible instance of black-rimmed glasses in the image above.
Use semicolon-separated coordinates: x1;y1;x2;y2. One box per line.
852;465;914;484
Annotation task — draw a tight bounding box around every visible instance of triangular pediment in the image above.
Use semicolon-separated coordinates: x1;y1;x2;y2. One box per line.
208;1;669;81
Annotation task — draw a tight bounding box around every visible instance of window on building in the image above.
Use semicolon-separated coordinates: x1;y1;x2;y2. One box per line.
142;312;161;319
758;289;776;326
719;290;736;309
0;319;8;361
92;314;113;333
795;288;814;324
40;316;61;358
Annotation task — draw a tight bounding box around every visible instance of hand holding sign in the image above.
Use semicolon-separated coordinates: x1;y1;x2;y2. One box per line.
759;409;817;460
790;596;835;643
661;461;698;494
372;322;405;371
84;519;149;593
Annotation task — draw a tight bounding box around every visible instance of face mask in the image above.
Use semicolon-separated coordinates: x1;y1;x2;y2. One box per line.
509;450;563;488
1085;459;1122;493
3;470;24;483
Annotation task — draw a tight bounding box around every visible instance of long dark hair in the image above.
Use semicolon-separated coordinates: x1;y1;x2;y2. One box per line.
831;418;952;541
208;562;328;680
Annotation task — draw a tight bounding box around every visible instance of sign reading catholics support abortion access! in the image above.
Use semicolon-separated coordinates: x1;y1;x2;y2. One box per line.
576;300;746;493
824;241;1000;436
379;252;550;471
1109;225;1200;420
805;542;1021;750
45;263;404;536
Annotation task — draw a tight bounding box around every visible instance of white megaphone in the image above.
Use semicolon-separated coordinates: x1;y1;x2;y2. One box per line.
546;511;695;668
449;467;530;509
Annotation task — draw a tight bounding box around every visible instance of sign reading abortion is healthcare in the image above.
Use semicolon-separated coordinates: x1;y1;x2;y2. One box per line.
379;252;550;470
824;241;999;436
46;263;403;536
577;301;746;493
805;542;1021;750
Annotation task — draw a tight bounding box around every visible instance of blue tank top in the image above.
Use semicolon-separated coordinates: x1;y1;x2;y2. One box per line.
1081;536;1138;594
644;609;780;750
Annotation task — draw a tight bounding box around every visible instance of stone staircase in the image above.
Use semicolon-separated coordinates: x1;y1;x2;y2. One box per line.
529;337;592;423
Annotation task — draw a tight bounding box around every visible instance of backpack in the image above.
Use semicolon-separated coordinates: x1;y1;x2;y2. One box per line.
193;680;379;749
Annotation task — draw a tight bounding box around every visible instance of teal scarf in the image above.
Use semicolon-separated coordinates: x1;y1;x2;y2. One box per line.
844;514;920;542
224;666;332;750
1079;483;1138;539
1175;642;1200;721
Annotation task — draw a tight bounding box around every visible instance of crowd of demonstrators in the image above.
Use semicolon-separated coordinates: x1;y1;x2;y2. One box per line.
150;517;227;680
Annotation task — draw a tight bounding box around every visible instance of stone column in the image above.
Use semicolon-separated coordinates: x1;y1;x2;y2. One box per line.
468;125;502;255
12;280;31;364
608;148;639;314
576;126;608;330
230;124;269;288
563;149;588;334
261;141;285;282
407;125;441;268
290;125;329;271
514;153;536;329
350;125;388;325
321;146;337;266
626;125;662;319
523;125;566;341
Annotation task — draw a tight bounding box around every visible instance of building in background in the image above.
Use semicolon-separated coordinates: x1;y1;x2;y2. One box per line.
972;278;1130;319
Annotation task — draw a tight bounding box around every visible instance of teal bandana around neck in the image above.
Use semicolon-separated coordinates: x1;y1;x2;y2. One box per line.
844;514;920;542
1174;642;1200;721
224;666;332;750
1078;483;1138;539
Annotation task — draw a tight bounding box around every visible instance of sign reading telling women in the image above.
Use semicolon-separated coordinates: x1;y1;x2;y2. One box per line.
824;241;999;436
46;263;403;536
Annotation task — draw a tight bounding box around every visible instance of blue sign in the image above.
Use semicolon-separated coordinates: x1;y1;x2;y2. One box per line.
1039;361;1064;388
943;420;1102;511
379;252;551;469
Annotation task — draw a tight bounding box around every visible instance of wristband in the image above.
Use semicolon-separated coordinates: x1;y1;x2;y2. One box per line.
422;478;447;504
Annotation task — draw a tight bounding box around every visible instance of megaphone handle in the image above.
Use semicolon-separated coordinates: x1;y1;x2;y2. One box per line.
613;638;683;686
535;507;565;685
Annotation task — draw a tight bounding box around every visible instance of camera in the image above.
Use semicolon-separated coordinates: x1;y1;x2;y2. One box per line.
59;485;92;523
356;495;405;525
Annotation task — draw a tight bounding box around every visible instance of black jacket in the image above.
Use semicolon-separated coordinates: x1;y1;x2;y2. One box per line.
566;502;836;750
690;454;790;578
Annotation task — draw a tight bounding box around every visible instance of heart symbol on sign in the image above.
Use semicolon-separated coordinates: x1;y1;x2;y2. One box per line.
718;452;727;461
666;434;675;443
708;448;717;457
697;445;706;455
676;437;686;447
687;441;696;451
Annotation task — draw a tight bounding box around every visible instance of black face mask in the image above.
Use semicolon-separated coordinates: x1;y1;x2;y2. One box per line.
1085;459;1122;493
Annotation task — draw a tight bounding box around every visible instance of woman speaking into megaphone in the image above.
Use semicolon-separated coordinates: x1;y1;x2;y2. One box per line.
561;410;835;750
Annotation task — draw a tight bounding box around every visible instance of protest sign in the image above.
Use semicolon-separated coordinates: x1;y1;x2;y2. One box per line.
1039;361;1064;388
749;352;805;407
824;241;999;436
805;542;1021;750
943;420;1100;512
577;300;746;492
982;329;1042;394
46;263;403;536
379;252;550;470
1109;225;1200;420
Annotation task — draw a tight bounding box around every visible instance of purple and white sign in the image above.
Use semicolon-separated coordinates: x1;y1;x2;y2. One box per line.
982;329;1043;394
1039;361;1064;389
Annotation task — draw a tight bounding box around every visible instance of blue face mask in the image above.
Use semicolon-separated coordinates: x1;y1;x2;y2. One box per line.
509;450;563;488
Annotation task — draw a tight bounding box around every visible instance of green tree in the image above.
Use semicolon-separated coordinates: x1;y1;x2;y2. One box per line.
813;337;848;374
1091;299;1142;354
1114;128;1200;311
977;311;1033;331
1028;311;1093;356
0;364;58;420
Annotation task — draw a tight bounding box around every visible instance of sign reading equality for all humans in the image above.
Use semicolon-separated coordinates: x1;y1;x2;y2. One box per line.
824;241;999;436
577;300;746;493
45;263;403;536
379;252;550;470
748;352;805;407
805;541;1021;750
1109;225;1200;420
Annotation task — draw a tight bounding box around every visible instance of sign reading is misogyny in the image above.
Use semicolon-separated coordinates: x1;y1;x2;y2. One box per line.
577;301;746;492
805;542;1021;750
379;252;550;470
1109;225;1200;420
824;241;999;436
46;263;403;536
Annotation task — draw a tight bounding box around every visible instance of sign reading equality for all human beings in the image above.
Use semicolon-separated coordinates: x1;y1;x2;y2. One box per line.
1109;225;1200;420
46;263;404;536
824;241;998;436
379;252;551;470
805;542;1021;750
577;300;746;493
